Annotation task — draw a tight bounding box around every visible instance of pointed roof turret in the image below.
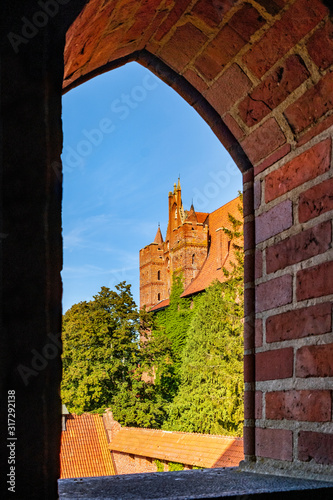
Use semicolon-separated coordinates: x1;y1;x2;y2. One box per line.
154;225;164;244
186;203;198;222
177;177;181;190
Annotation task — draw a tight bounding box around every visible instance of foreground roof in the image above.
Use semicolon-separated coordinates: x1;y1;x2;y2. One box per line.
60;414;115;479
109;427;244;468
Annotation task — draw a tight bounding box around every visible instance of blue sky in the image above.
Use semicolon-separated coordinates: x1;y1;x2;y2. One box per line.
61;62;242;313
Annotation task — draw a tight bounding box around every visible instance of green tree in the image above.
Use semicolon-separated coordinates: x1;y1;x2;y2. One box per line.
61;282;139;413
165;197;244;435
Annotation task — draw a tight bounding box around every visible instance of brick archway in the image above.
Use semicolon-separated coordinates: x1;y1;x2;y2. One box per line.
1;0;333;497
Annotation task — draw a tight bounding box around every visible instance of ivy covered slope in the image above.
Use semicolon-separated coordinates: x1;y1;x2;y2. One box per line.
165;195;244;436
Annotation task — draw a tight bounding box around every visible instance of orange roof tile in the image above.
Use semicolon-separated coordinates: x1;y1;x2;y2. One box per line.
150;299;170;311
109;427;244;468
196;211;209;224
181;197;241;297
60;413;115;478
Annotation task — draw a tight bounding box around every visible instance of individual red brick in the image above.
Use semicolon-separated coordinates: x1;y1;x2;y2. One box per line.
307;19;333;71
255;249;263;280
266;302;332;343
256;428;293;461
195;25;248;80
183;69;208;93
241;118;286;165
223;114;244;140
299;178;333;223
244;219;255;251
297;113;333;147
244;319;254;351
191;0;234;28
159;22;208;72
244;286;255;317
243;185;254;217
284;71;333;134
238;55;310;127
154;0;191;41
228;4;265;43
244;354;255;383
243;426;255;456
255;199;293;244
265;139;331;202
255;391;263;419
255;318;263;348
266;220;332;274
254;180;261;210
243;168;254;184
243;0;327;78
255;0;286;16
298;432;333;464
256;347;294;381
296;260;333;301
244;253;254;284
204;64;252;116
254;144;291;176
256;274;293;313
266;390;331;422
296;344;333;377
244;390;255;419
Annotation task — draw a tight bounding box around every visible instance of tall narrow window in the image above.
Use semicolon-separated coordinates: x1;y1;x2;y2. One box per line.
158;293;160;301
192;254;195;264
157;270;161;280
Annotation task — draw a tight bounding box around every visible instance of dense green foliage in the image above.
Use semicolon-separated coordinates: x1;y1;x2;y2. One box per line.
62;195;244;437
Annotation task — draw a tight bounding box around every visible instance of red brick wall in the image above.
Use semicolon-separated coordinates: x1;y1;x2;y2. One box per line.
65;0;333;477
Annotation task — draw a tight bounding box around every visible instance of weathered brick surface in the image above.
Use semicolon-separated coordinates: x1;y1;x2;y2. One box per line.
256;428;293;461
256;274;293;313
266;390;332;422
243;184;254;218
194;5;264;80
241;118;286;165
296;344;333;378
255;0;285;16
183;69;208;93
223;114;244;140
265;139;331;203
266;220;332;274
255;391;263;419
307;19;333;71
255;249;263;280
242;0;327;78
299;178;333;223
254;180;261;210
296;260;333;301
160;22;208;72
154;0;190;42
297;113;333;147
244;253;254;284
244;390;254;420
191;0;234;28
298;431;333;464
244;354;255;383
204;64;252;117
254;144;291;176
244;219;255;251
244;320;254;351
256;347;294;381
266;302;332;343
255;199;293;244
238;55;310;127
284;71;333;134
255;318;263;348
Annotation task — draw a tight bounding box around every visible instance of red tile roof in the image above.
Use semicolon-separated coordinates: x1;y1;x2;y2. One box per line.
195;211;209;224
150;298;170;311
109;427;244;469
181;197;241;297
60;413;115;478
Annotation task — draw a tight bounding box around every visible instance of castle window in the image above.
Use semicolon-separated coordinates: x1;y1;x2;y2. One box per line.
192;254;195;264
157;270;161;280
158;293;160;301
175;209;177;219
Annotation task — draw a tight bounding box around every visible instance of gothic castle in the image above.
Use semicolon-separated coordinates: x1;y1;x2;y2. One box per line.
139;180;240;311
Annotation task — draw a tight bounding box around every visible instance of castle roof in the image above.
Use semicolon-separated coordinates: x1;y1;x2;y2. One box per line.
60;413;115;479
109;426;243;469
154;226;163;244
181;197;240;298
